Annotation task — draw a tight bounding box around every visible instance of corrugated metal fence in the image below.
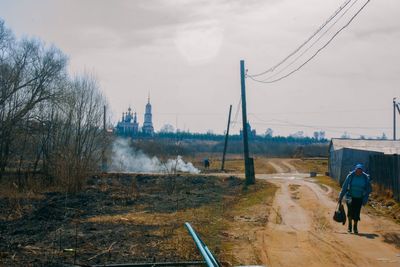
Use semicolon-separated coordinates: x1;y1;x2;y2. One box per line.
369;154;400;201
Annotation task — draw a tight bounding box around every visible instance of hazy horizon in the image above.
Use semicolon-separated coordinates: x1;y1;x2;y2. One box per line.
1;0;399;138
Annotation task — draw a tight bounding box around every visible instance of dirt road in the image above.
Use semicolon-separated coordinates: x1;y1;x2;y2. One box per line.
256;161;400;267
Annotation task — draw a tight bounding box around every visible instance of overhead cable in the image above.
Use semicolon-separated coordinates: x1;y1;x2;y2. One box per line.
230;97;242;129
254;0;360;82
249;0;371;84
250;0;353;78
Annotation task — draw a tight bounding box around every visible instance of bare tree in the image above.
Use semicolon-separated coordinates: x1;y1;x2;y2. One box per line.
39;74;107;191
0;21;67;179
0;20;109;193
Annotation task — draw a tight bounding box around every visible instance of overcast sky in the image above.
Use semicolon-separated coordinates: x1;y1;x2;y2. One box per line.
1;0;399;138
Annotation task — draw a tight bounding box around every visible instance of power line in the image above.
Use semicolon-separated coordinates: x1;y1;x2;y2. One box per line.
248;0;371;84
254;0;360;82
230;97;242;129
250;0;353;78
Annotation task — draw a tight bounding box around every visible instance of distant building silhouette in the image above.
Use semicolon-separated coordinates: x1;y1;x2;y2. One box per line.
115;97;154;137
142;97;154;136
116;107;139;137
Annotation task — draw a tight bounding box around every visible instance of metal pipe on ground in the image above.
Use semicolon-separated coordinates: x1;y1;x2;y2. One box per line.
184;222;220;267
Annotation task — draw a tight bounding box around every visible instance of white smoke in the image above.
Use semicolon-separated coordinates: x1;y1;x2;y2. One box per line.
109;138;200;174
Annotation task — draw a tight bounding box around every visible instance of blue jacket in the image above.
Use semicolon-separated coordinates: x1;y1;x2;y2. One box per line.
339;171;372;205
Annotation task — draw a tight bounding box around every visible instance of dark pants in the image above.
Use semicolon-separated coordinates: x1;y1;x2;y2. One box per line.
346;197;363;221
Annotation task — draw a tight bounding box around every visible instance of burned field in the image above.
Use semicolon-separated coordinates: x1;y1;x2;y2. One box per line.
0;174;276;266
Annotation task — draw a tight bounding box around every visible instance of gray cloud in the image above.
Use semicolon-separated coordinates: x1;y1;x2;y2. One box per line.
353;26;400;39
1;0;400;138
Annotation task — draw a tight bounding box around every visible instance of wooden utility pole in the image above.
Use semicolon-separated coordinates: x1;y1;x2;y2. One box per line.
221;105;232;171
240;60;255;185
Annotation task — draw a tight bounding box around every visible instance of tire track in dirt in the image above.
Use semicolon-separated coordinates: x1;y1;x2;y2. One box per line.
268;159;299;174
280;160;298;173
302;179;400;266
260;179;361;266
267;160;286;174
257;172;400;267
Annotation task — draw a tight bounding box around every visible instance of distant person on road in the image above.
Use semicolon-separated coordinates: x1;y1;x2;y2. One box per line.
338;163;372;234
204;158;210;169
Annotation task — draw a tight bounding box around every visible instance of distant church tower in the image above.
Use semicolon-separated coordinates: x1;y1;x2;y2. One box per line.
142;95;154;136
133;111;139;136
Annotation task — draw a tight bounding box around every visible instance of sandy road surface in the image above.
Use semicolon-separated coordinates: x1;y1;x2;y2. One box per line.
256;161;400;267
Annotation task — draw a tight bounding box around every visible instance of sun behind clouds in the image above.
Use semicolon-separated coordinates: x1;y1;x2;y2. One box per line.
174;19;223;65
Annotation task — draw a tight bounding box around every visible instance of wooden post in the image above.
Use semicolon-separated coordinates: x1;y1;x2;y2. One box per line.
221;105;232;171
240;60;255;185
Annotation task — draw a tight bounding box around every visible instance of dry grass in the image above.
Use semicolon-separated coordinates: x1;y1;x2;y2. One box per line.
191;155;328;175
203;156;276;174
186;154;277;174
313;175;341;191
83;180;278;266
85;205;228;262
217;158;245;173
0;181;47;221
289;158;328;174
233;182;277;213
0;183;44;200
253;157;276;174
368;184;400;224
86;211;178;226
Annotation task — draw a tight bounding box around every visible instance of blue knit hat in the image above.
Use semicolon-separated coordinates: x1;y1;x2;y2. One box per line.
355;163;364;170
